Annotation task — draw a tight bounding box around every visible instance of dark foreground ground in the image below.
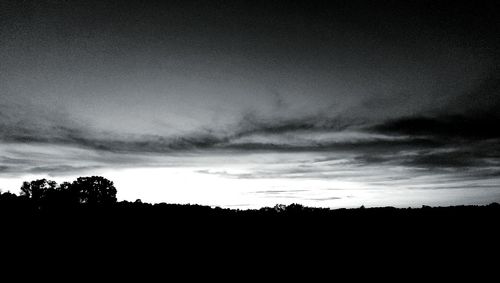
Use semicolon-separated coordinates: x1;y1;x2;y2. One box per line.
2;199;499;241
1;200;499;275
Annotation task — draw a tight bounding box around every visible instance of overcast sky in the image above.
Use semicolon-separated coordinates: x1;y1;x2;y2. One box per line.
1;0;499;208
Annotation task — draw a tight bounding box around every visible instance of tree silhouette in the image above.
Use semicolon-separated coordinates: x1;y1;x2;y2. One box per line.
71;176;117;205
54;181;80;205
39;181;81;208
20;179;57;202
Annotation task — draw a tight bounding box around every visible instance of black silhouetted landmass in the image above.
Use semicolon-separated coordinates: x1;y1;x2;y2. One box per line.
1;176;499;229
2;175;500;258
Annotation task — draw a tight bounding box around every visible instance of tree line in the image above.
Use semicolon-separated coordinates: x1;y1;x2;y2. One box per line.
1;175;500;218
1;176;117;209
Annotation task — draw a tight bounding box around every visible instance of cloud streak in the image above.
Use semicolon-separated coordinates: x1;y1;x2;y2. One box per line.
2;99;500;178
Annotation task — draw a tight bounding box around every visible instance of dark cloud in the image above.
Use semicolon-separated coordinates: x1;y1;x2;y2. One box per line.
234;112;361;136
371;114;500;140
368;66;500;140
223;136;442;153
401;149;500;169
351;140;500;177
0;104;227;153
2;102;426;154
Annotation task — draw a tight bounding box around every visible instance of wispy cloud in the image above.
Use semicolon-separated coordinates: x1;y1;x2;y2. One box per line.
2;94;500;183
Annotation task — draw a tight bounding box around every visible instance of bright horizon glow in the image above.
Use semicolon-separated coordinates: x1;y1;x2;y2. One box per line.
2;164;499;209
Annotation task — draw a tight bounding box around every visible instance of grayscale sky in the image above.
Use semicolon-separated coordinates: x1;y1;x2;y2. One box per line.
1;0;499;208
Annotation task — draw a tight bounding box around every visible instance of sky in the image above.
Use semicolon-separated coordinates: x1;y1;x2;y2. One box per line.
1;0;500;208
